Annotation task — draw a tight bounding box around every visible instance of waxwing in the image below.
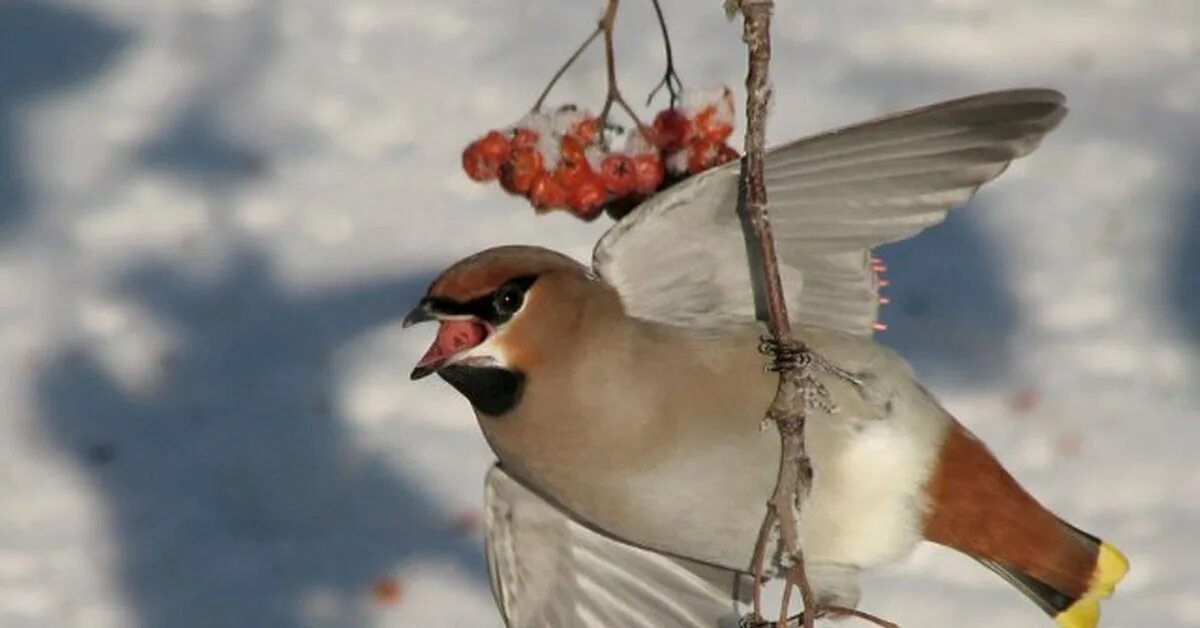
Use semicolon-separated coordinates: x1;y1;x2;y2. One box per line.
408;89;1127;628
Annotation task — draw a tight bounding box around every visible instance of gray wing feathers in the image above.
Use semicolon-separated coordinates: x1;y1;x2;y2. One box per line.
485;466;753;628
593;89;1067;335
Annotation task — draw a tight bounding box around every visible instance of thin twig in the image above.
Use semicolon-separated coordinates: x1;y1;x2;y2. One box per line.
782;555;817;628
749;510;774;618
734;1;819;628
645;0;684;107
532;25;603;111
533;0;650;147
735;3;900;627
818;605;901;628
595;0;650;143
768;605;901;628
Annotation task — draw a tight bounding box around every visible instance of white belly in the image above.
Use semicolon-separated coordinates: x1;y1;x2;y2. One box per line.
618;368;948;606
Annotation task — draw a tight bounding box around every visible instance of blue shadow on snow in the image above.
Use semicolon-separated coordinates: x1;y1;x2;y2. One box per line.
0;1;129;235
37;245;485;628
874;206;1019;386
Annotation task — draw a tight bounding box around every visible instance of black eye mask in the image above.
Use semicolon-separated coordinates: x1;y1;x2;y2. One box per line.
421;275;538;325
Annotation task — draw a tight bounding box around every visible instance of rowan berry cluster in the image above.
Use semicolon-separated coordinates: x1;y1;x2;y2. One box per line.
462;88;740;220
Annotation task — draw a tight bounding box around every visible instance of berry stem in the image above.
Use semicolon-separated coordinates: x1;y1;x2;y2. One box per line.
532;24;603;112
595;0;651;147
645;0;684;108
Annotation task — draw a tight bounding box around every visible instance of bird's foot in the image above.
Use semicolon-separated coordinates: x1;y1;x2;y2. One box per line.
758;335;865;388
758;336;811;372
760;336;835;415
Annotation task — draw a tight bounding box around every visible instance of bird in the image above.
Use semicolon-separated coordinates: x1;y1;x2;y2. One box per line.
406;89;1128;627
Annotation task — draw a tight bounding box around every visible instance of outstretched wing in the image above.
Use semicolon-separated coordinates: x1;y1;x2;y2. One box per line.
593;89;1067;335
484;465;753;628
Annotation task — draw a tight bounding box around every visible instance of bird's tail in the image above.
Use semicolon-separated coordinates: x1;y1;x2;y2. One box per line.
923;421;1129;627
975;520;1129;628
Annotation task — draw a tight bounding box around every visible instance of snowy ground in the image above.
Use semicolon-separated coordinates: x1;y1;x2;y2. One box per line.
1;0;1197;626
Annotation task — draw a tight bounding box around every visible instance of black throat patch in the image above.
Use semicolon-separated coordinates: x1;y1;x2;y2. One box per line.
438;365;525;417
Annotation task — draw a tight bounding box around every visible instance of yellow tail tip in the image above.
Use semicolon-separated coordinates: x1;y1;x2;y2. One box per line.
1093;542;1129;598
1055;542;1129;628
1056;598;1099;628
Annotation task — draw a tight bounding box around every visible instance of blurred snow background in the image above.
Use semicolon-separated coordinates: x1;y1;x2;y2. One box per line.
1;0;1197;626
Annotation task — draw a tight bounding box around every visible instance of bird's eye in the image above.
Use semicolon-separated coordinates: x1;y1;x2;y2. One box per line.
493;284;525;317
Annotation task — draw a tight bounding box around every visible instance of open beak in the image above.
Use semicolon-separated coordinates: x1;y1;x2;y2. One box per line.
403;303;434;328
406;306;490;380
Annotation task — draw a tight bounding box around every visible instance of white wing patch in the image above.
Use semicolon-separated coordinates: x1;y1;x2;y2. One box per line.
593;89;1067;336
485;465;753;628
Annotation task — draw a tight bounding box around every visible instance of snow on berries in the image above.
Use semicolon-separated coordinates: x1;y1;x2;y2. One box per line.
461;87;740;221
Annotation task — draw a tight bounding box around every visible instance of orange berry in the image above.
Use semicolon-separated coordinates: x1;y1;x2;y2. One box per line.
568;175;608;220
511;127;539;150
469;130;512;179
632;153;665;195
463;131;516;182
687;137;720;173
498;146;543;195
651;109;693;153
554;147;594;191
599;153;637;197
559;135;588;164
478;129;511;158
715;143;740;166
528;171;568;212
570;116;599;144
695;106;734;143
461;141;491;181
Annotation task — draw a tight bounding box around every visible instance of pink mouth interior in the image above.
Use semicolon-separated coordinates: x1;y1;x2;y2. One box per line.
416;320;490;370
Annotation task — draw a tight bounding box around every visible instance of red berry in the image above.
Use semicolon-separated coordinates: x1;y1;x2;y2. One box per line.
687;138;720;173
555;159;592;190
559;135;588;164
511;127;539;150
461;141;492;181
599;154;638;197
528;171;568;212
568;175;608;220
463;131;516;182
554;139;594;191
499;146;543;195
570;116;599;144
715;143;740;166
651;109;693;153
478;131;512;171
632;153;665;195
694;106;734;143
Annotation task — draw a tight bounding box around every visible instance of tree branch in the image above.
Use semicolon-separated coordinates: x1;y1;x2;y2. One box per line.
734;4;899;628
734;2;819;627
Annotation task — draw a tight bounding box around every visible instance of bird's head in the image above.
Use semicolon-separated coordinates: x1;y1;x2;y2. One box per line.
405;245;595;416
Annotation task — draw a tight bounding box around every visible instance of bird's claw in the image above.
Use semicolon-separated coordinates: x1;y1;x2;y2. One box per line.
739;612;808;628
759;335;867;391
759;336;811;373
